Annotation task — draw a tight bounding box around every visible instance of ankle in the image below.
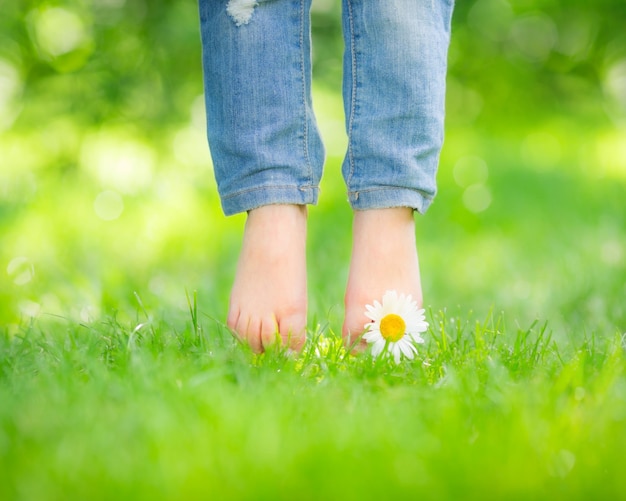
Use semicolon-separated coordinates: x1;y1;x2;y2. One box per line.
242;204;308;252
353;207;414;228
247;204;307;225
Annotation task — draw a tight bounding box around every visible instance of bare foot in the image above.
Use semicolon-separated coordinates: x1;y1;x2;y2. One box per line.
342;208;424;350
227;204;308;353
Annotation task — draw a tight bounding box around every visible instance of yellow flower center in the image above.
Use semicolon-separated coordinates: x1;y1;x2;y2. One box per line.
379;314;406;342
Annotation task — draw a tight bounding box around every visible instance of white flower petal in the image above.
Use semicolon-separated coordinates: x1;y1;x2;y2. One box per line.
371;339;386;357
405;325;425;334
399;307;417;319
364;313;376;323
363;321;376;331
392;344;402;364
408;333;425;344
406;314;428;328
399;340;417;359
365;302;384;322
365;304;376;313
363;329;381;342
398;293;414;310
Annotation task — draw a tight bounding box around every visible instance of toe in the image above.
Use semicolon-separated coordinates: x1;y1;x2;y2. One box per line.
260;315;279;352
278;315;306;352
227;307;242;340
244;317;264;354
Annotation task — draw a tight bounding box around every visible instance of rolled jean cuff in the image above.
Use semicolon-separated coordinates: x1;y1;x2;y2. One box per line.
220;184;320;216
348;187;434;214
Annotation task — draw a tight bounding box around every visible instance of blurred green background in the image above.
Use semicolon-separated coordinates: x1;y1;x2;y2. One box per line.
1;0;625;337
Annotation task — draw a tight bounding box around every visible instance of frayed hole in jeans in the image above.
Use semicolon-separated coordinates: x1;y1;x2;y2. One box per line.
226;0;258;26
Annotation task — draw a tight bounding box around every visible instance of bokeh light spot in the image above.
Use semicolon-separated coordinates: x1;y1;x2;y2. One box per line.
173;126;210;167
80;131;155;194
555;15;595;59
31;7;90;57
604;59;626;115
0;58;22;130
446;79;484;125
595;131;626;179
191;94;208;132
453;156;489;188
463;184;492;213
509;13;558;62
601;240;624;266
7;256;35;285
80;305;99;323
468;0;514;42
19;300;41;318
94;190;124;221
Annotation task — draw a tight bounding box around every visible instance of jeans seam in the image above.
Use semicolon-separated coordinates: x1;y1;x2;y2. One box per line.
345;0;357;189
222;184;318;200
299;0;313;188
348;185;432;196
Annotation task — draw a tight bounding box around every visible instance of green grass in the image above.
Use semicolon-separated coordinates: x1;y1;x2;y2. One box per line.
2;308;625;500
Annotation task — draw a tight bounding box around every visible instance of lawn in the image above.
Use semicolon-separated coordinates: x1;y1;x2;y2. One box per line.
2;0;626;498
1;300;625;499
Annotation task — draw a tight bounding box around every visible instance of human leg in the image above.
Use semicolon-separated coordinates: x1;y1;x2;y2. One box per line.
199;0;324;351
199;0;324;215
340;0;454;346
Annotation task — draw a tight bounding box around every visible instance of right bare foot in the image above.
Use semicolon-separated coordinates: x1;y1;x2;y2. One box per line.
226;204;308;353
342;208;424;351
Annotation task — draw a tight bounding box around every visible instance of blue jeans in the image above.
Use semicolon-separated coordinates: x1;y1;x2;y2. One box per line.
199;0;454;216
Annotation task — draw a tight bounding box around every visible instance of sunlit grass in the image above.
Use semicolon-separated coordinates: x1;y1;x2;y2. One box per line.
1;306;625;500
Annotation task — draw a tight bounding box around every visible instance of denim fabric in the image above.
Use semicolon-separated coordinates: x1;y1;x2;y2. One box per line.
199;0;454;216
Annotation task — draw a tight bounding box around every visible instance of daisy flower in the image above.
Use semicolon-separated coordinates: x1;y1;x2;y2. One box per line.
363;290;428;364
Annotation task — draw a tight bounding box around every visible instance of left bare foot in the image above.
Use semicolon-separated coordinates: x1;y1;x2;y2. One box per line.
227;204;308;353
